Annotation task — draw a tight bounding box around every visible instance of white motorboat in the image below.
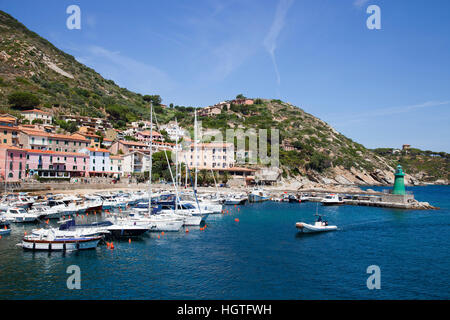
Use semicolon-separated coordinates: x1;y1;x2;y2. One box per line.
248;188;270;203
19;230;102;251
321;194;344;206
122;212;184;232
1;207;40;223
295;220;338;233
224;193;248;205
28;203;60;219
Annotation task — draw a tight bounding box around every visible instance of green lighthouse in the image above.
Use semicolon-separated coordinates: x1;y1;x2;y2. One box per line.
392;165;406;195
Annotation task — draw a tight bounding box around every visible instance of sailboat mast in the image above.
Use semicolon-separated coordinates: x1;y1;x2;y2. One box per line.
175;118;179;191
148;102;153;213
194;110;198;190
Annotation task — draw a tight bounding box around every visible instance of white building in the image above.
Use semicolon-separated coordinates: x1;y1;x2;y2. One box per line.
21;109;53;125
122;151;151;175
110;155;124;176
160;123;186;141
80;147;112;176
179;142;235;169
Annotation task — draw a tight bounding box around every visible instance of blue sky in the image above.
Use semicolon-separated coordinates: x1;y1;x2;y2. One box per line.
1;0;449;151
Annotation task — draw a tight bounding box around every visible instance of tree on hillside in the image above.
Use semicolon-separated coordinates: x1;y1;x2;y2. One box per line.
236;94;246;99
143;95;162;106
8;91;40;109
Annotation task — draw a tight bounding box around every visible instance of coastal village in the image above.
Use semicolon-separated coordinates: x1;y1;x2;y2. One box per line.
0;97;262;188
0;97;438;211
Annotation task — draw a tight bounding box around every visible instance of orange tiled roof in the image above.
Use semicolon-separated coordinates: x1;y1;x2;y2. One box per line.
0;145;24;151
0;125;20;131
137;130;162;136
24;149;89;157
119;140;148;147
20;128;89;142
21;109;51;115
87;147;110;153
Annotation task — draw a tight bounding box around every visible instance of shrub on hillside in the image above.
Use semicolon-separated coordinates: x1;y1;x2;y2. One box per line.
8;91;40;109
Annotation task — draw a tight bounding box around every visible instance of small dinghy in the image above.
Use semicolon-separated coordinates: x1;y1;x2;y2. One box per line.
295;220;338;233
296;204;337;233
0;219;11;236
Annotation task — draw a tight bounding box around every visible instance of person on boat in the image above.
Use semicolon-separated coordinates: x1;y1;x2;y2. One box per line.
317;215;322;222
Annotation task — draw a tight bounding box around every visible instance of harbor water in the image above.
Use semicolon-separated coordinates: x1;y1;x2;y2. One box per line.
0;185;449;299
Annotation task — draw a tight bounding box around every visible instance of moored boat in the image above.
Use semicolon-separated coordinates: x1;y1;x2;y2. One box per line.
19;230;102;251
321;194;344;206
0;219;11;236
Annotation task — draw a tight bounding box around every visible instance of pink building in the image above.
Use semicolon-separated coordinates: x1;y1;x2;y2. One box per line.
136;131;163;143
25;149;89;179
0;145;27;181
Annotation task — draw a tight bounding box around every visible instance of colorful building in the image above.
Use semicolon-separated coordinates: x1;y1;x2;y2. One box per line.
21;109;53;124
0;145;27;181
25;149;89;179
80;147;114;176
179;142;235;169
18;127;90;152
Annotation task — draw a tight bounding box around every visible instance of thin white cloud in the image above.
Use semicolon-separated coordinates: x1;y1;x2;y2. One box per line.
353;0;370;8
335;100;450;125
263;0;294;86
75;45;173;94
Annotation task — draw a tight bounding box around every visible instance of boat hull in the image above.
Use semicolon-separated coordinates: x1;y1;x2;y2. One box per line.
21;237;101;251
296;222;337;233
108;228;148;238
321;202;345;206
0;229;11;236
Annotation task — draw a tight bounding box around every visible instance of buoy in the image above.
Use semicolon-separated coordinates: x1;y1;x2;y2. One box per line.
157;235;160;239
24;231;27;236
106;242;110;247
161;232;165;236
226;210;229;214
234;205;237;208
46;219;49;224
110;243;114;249
4;225;7;230
235;218;239;222
128;238;131;243
86;212;89;216
0;236;2;239
186;228;189;233
238;208;240;212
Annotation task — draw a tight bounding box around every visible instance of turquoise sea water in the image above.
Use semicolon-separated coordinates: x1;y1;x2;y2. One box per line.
0;185;449;300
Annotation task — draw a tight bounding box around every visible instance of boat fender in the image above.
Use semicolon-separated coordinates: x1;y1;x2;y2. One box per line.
32;242;36;250
76;242;80;250
48;243;52;251
63;242;66;251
